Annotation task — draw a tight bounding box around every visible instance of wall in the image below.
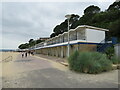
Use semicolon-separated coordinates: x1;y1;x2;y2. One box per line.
114;44;120;59
36;43;97;58
86;29;105;43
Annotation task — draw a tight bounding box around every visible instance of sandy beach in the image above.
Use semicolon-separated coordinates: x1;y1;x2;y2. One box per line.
0;52;19;89
0;52;19;61
0;52;19;78
1;52;19;76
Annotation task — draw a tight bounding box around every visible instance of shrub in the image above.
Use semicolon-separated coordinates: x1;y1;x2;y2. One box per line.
105;46;120;64
105;46;114;59
68;51;112;74
68;50;79;70
110;56;120;64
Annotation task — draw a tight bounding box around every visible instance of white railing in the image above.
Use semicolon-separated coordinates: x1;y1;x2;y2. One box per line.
28;25;108;50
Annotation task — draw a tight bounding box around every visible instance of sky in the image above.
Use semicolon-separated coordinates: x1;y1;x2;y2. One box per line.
1;0;116;49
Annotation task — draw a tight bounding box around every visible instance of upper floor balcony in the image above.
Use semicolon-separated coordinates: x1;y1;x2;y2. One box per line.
33;25;109;49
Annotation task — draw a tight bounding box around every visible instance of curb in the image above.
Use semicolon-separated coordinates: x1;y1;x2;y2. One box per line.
60;62;69;66
112;64;120;70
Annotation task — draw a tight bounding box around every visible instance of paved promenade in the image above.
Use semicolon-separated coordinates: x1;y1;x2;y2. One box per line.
2;53;119;88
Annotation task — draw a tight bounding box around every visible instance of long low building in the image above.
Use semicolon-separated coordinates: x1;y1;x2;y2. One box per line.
30;25;109;58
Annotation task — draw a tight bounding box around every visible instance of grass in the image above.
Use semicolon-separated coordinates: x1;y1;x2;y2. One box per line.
68;51;112;74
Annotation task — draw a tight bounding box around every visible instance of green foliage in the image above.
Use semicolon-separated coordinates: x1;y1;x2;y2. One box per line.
107;1;120;11
18;38;44;49
68;51;112;74
105;46;120;64
29;39;34;43
105;46;114;59
50;33;56;38
108;19;120;38
68;50;79;70
50;14;80;38
84;5;100;15
110;56;120;64
18;43;29;49
36;39;43;44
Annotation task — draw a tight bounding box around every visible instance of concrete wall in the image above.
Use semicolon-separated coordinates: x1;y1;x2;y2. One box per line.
86;29;105;43
78;44;97;52
36;43;97;58
114;44;120;59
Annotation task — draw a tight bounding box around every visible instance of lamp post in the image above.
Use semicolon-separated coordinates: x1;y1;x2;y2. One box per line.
65;14;72;57
35;40;37;54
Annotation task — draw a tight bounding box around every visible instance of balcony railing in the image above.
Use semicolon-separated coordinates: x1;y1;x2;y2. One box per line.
30;26;87;49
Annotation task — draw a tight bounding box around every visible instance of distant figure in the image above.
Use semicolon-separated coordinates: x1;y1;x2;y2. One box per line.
21;52;24;58
28;51;31;56
31;51;34;56
25;52;28;57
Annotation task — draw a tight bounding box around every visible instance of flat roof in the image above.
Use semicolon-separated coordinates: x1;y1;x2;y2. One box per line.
76;25;109;31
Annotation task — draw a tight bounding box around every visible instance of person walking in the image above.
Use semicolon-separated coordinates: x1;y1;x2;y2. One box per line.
25;52;28;57
28;51;31;56
31;51;34;56
21;52;24;58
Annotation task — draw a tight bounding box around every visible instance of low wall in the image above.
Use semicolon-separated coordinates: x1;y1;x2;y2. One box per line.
36;43;97;58
114;44;120;59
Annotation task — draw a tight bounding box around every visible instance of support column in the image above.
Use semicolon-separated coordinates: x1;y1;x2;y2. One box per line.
61;46;64;58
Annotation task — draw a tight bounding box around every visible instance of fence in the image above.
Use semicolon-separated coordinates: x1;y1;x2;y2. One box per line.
114;44;120;59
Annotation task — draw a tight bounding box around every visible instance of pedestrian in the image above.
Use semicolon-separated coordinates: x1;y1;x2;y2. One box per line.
32;51;34;56
28;51;31;56
31;51;33;56
25;52;27;57
21;52;24;58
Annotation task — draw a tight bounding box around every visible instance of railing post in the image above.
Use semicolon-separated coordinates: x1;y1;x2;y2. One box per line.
112;37;117;45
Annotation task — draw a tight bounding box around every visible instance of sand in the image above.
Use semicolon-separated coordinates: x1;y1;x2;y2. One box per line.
0;52;19;77
0;52;19;89
0;52;19;61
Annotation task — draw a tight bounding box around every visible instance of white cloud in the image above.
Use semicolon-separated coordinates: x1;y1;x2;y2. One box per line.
1;0;116;2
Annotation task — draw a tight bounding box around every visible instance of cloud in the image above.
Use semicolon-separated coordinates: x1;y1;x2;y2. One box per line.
2;1;114;49
2;0;116;2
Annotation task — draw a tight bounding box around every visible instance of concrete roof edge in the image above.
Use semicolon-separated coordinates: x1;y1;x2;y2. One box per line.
77;25;109;31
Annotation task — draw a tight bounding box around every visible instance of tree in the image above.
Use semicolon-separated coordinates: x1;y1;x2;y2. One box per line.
50;14;80;38
29;39;34;43
107;1;120;11
108;19;120;40
70;14;80;29
69;14;80;25
50;33;56;38
18;43;29;49
70;6;100;29
36;39;43;44
84;5;100;15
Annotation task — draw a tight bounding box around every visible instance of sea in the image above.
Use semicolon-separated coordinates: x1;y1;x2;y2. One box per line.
0;49;16;52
